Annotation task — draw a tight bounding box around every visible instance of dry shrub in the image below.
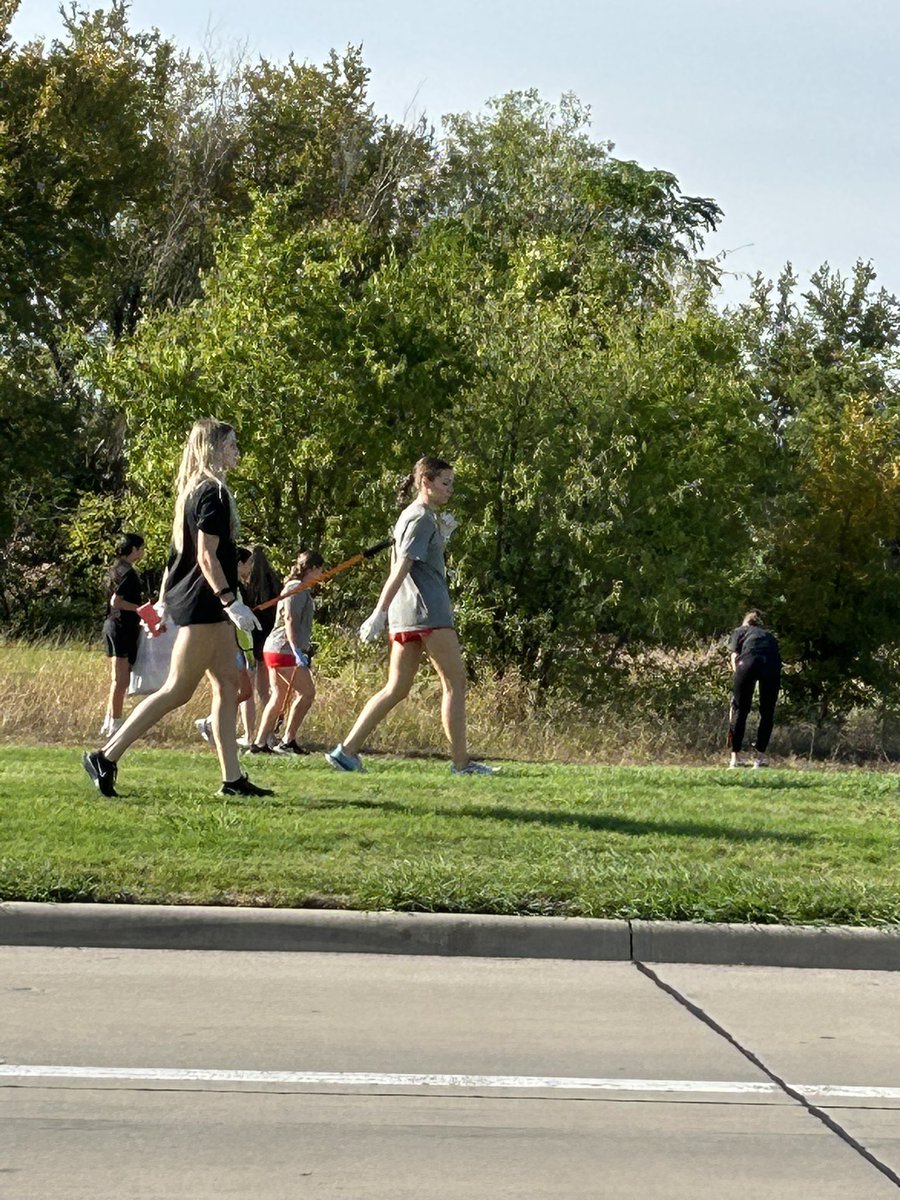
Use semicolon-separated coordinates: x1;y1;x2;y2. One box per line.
2;638;899;764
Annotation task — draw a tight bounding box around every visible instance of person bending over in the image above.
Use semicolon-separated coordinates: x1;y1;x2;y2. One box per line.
727;610;782;769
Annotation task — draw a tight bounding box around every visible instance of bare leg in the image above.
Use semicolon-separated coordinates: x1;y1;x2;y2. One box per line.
283;667;316;742
103;624;221;762
342;640;423;756
106;657;131;721
240;692;256;741
424;628;468;769
254;668;291;747
206;632;242;782
255;658;271;708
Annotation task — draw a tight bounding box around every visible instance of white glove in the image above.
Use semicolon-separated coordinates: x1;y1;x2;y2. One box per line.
225;600;261;633
359;608;387;643
439;512;458;542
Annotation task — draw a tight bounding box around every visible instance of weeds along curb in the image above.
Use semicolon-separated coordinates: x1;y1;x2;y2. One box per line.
2;902;900;970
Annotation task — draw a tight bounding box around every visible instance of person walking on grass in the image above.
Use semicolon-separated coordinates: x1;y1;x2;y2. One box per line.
99;532;146;739
247;549;324;757
727;609;782;769
326;455;497;776
83;418;273;799
240;543;282;721
194;546;257;750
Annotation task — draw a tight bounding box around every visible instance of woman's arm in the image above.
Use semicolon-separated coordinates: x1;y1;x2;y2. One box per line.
372;556;412;615
110;594;140;613
197;530;233;601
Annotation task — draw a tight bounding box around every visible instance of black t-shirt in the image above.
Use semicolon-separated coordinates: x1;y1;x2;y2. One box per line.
728;625;781;664
103;560;142;633
164;481;238;626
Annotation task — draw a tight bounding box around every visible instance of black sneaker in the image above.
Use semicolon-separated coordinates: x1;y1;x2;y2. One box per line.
218;774;275;797
244;743;275;755
83;750;118;797
274;740;309;756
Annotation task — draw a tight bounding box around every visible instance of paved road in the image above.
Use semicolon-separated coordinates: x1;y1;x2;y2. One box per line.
2;947;899;1197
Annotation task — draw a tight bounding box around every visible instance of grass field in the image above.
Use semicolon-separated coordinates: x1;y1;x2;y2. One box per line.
2;747;899;925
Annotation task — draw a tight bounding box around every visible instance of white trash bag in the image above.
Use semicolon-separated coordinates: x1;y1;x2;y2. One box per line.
129;618;177;696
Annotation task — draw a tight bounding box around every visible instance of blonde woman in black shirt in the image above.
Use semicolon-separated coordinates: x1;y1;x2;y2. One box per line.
83;418;273;799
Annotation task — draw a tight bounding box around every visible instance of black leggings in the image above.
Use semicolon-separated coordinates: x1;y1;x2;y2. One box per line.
730;656;781;753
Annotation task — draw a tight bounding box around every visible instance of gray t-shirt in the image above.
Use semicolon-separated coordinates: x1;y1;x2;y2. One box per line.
388;501;454;632
264;583;314;655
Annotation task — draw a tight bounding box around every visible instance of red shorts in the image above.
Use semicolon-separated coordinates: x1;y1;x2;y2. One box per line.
263;650;298;669
390;628;436;645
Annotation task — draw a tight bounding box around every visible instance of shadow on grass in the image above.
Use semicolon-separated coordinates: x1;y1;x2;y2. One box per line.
320;797;814;845
680;775;819;792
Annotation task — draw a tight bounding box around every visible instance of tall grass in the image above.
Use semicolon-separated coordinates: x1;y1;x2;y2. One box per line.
1;638;896;764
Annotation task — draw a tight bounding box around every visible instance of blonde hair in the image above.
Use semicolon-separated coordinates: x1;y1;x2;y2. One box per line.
171;418;238;551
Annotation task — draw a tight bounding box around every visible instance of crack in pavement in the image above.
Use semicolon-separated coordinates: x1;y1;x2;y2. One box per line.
634;960;900;1191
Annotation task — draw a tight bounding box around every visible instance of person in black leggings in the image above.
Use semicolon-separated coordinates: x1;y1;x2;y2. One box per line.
727;610;782;769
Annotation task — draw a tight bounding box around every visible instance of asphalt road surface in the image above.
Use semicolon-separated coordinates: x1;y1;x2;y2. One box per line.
2;946;899;1197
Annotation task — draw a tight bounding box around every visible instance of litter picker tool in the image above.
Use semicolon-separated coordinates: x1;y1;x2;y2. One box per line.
254;537;393;612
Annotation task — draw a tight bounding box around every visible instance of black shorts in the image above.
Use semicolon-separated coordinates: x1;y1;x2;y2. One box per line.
103;626;139;665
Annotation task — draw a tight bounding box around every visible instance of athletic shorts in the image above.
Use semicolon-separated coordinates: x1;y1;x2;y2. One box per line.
103;627;139;665
263;650;300;670
390;628;438;645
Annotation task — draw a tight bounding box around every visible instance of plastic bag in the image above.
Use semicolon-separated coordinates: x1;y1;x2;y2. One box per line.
129;620;177;695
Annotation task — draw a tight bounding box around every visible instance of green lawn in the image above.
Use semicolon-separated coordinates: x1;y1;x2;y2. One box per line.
1;747;899;925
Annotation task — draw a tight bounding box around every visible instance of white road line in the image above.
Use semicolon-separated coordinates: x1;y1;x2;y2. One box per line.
1;1065;898;1099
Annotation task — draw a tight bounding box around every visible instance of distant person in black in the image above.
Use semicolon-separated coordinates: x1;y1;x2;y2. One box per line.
83;418;272;799
241;543;282;722
100;532;146;739
727;610;782;769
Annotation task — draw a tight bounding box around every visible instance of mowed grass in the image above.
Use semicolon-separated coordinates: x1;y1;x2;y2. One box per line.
2;747;899;925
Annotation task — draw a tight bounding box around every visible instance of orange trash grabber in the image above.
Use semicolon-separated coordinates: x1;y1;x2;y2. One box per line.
254;537;393;613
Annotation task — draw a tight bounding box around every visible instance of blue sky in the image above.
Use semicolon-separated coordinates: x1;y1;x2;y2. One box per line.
10;0;899;306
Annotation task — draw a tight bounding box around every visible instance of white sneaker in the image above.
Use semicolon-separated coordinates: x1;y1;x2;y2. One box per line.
728;752;745;770
752;755;769;769
451;760;499;776
236;736;252;750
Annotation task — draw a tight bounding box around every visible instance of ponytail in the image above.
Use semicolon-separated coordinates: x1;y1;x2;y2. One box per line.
396;456;453;507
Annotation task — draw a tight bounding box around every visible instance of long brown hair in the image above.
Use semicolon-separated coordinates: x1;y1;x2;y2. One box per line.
242;544;282;607
286;548;325;582
396;455;452;506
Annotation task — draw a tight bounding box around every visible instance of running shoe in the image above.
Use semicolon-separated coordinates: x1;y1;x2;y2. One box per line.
752;755;769;769
450;760;499;776
325;744;365;772
82;750;119;797
728;753;746;770
274;740;309;756
217;774;275;797
244;743;275;755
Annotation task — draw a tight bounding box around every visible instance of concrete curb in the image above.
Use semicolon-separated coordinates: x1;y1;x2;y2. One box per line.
3;902;900;969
